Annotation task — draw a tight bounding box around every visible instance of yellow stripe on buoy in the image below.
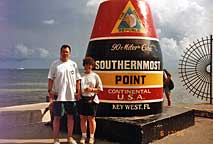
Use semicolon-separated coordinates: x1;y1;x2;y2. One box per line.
95;71;163;86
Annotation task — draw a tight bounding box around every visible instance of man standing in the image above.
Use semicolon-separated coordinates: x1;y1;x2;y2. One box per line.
48;44;81;144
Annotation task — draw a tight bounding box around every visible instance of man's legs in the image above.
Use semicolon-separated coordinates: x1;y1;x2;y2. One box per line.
67;114;77;144
52;101;63;143
53;116;61;140
67;114;74;137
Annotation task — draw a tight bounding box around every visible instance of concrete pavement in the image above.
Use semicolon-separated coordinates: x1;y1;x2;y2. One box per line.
152;116;213;144
152;103;213;144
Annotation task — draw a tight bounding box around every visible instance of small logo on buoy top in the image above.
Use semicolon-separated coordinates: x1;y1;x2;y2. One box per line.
112;0;146;33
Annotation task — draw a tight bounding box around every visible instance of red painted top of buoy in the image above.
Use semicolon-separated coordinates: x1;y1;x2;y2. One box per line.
90;0;158;39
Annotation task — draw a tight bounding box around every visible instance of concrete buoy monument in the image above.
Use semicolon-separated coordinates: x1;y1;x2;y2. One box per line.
85;0;163;116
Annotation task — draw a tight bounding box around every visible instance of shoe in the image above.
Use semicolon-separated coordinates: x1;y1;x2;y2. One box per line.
67;137;77;144
80;136;86;144
89;138;95;144
53;138;60;144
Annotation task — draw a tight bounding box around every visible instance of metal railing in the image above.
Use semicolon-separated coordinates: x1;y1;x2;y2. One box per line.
179;35;212;104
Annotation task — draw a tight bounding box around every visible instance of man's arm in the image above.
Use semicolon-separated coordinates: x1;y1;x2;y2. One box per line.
48;79;54;101
75;79;81;100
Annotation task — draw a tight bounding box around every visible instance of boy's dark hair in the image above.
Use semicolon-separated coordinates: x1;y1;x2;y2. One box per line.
83;56;95;67
60;44;71;52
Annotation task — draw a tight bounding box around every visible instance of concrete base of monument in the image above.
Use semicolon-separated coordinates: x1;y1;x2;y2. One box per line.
95;106;194;144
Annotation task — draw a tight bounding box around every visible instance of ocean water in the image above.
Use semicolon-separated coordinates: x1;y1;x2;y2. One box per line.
0;69;205;107
0;69;48;107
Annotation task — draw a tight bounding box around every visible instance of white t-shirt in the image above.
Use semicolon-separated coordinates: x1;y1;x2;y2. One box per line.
48;59;81;101
81;71;103;97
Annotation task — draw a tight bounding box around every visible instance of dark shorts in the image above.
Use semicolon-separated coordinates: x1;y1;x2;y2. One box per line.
52;101;77;117
78;96;98;116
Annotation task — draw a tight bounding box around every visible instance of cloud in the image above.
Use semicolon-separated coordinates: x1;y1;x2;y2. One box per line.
160;38;179;57
147;0;211;66
86;0;100;7
36;48;49;58
42;19;56;25
14;43;50;60
15;44;32;58
149;0;208;37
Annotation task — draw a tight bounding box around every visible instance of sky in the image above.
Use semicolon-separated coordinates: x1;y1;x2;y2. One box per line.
0;0;212;69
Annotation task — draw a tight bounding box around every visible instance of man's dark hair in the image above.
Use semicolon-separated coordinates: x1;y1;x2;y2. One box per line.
60;44;71;52
83;56;95;67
